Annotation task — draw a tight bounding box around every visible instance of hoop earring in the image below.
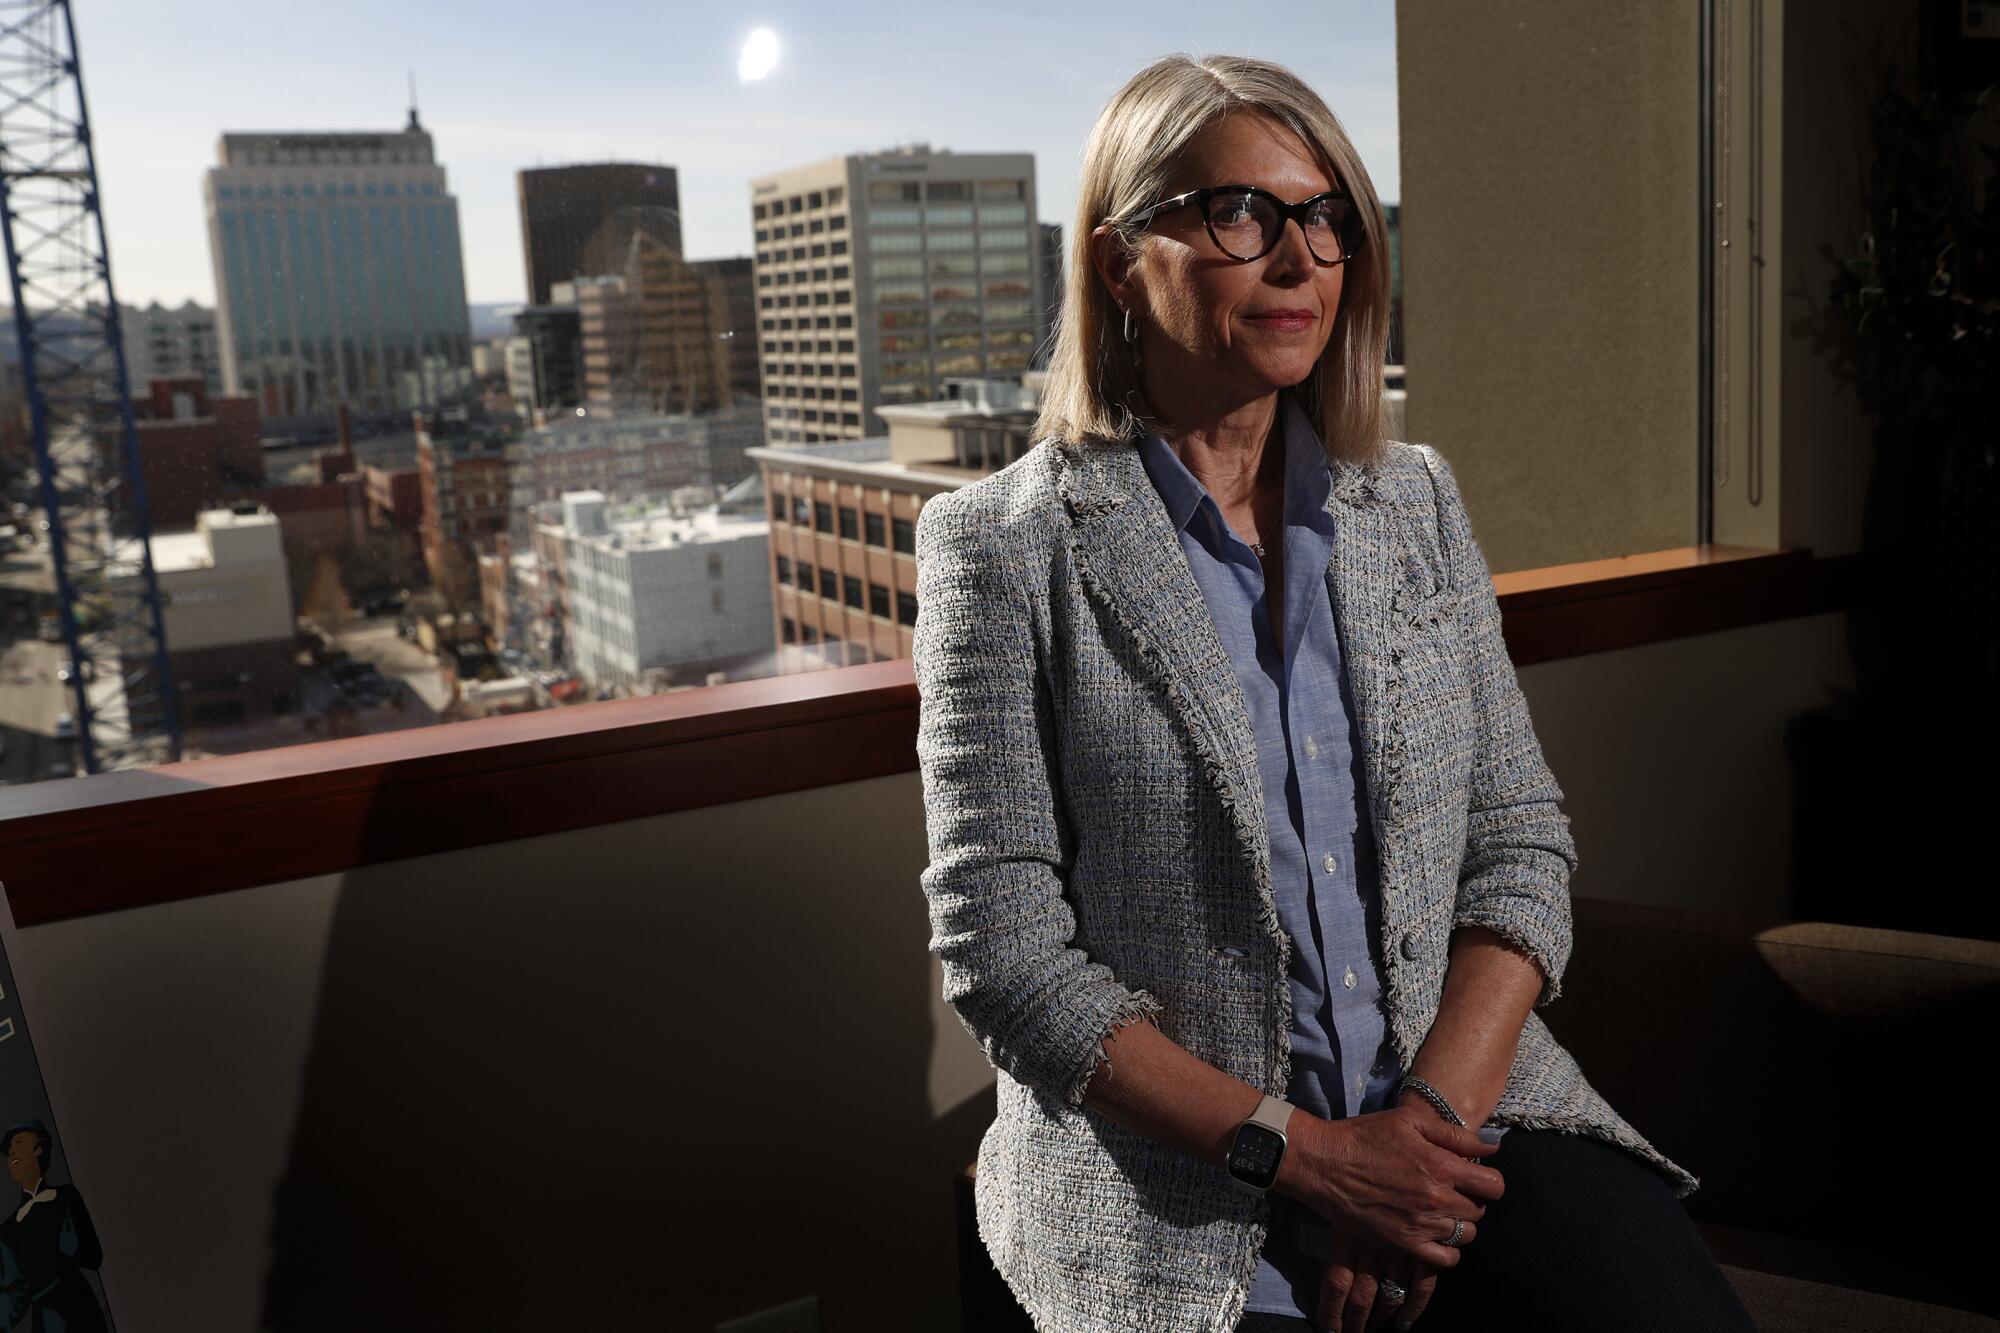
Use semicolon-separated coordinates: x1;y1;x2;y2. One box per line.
1122;306;1138;344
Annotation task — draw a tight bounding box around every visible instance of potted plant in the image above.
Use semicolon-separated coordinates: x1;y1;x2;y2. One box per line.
1787;57;1997;940
1804;60;1997;726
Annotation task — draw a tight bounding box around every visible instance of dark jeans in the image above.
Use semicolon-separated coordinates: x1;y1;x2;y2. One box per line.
1237;1128;1755;1332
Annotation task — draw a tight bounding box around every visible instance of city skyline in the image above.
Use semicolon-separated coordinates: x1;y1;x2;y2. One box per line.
74;0;1398;307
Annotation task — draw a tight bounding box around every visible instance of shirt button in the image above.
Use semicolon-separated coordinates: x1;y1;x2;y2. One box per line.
1342;965;1357;989
1322;852;1337;874
1400;936;1420;961
1304;735;1318;759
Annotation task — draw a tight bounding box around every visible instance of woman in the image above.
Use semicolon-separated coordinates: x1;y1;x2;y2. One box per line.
1;1118;109;1333
913;54;1755;1333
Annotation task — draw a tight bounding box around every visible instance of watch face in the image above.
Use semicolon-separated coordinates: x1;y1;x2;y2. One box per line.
1228;1122;1285;1190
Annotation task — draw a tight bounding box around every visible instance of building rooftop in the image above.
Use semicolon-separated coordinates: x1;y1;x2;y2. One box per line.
747;436;976;490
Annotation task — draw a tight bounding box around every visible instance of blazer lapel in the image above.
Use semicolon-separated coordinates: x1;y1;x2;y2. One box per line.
1052;436;1437;893
1055;437;1270;880
1325;455;1409;832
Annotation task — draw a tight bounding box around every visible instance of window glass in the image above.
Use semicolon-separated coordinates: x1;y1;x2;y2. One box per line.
40;9;1423;773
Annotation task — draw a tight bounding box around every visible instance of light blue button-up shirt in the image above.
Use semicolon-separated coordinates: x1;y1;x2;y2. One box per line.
1136;394;1406;1319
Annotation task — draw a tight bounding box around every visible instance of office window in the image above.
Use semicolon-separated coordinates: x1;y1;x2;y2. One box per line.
838;505;859;540
781;616;795;643
892;518;915;554
869;583;890;618
843;574;863;609
896;592;919;627
818;567;837;599
803;623;819;643
796;561;814;592
813;501;833;534
775;554;792;582
864;512;886;547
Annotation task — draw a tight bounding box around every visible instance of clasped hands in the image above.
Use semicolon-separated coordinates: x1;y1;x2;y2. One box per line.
1286;1097;1505;1332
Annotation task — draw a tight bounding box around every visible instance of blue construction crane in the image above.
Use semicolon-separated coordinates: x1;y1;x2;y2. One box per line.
0;0;182;773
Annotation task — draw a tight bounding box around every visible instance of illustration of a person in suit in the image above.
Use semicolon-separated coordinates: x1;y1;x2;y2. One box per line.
0;1117;109;1332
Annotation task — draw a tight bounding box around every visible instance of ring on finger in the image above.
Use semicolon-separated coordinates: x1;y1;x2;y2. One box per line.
1444;1216;1465;1247
1378;1279;1407;1304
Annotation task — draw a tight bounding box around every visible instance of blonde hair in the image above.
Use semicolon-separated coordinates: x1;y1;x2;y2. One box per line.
1033;53;1393;467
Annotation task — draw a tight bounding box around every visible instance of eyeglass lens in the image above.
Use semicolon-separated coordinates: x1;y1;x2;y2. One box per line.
1204;189;1355;263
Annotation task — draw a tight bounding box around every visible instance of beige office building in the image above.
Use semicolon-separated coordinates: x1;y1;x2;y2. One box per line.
747;377;1041;674
748;145;1041;447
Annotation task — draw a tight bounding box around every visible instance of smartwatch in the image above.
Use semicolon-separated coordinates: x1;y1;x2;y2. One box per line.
1226;1094;1295;1194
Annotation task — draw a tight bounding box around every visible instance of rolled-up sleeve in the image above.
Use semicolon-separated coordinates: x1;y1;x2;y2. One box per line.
1420;448;1579;1007
912;492;1166;1108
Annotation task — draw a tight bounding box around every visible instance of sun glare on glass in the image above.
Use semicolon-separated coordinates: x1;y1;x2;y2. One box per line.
738;28;780;83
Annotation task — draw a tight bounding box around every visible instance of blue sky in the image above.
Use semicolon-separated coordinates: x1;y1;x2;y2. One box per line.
75;1;1398;306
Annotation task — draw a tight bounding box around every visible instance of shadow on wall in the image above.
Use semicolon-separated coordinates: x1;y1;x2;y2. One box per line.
254;777;986;1332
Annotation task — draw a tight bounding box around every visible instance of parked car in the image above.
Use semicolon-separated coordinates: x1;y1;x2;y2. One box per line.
53;712;76;740
359;590;409;617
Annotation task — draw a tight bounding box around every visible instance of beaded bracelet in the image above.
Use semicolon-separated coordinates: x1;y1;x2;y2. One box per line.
1396;1074;1466;1128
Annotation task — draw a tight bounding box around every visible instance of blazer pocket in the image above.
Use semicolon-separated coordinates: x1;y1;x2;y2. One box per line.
1394;582;1461;631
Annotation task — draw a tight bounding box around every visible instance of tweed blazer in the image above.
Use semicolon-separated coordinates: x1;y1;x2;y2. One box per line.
912;431;1699;1333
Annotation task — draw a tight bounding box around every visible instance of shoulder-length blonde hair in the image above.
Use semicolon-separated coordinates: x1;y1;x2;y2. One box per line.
1034;53;1393;467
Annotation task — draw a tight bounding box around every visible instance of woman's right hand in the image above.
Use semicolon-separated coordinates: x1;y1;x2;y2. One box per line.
1278;1103;1505;1269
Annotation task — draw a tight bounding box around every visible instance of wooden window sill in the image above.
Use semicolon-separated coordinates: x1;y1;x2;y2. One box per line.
0;545;1877;926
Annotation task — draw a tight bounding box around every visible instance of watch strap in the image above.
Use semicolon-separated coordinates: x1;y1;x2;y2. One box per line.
1246;1094;1294;1138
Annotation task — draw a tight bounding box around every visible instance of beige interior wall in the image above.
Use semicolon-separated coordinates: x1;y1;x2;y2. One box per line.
1396;1;1700;573
2;606;1849;1332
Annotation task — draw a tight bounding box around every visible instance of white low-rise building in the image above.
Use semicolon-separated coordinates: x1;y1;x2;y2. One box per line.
555;489;772;692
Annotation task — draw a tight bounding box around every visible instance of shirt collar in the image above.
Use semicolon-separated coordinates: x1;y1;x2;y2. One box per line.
1135;390;1333;538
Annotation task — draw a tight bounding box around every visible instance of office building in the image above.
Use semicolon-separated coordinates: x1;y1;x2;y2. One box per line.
748;144;1041;446
505;303;583;417
110;503;301;725
571;216;732;418
518;163;681;307
120;300;223;396
101;376;264;533
203;111;475;430
692;257;758;399
547;487;773;691
747;376;1040;674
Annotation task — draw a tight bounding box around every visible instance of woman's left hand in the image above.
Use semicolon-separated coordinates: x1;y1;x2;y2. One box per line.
1317;1228;1437;1332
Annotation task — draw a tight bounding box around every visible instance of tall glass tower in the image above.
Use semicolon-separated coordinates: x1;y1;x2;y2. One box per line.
204;109;473;432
